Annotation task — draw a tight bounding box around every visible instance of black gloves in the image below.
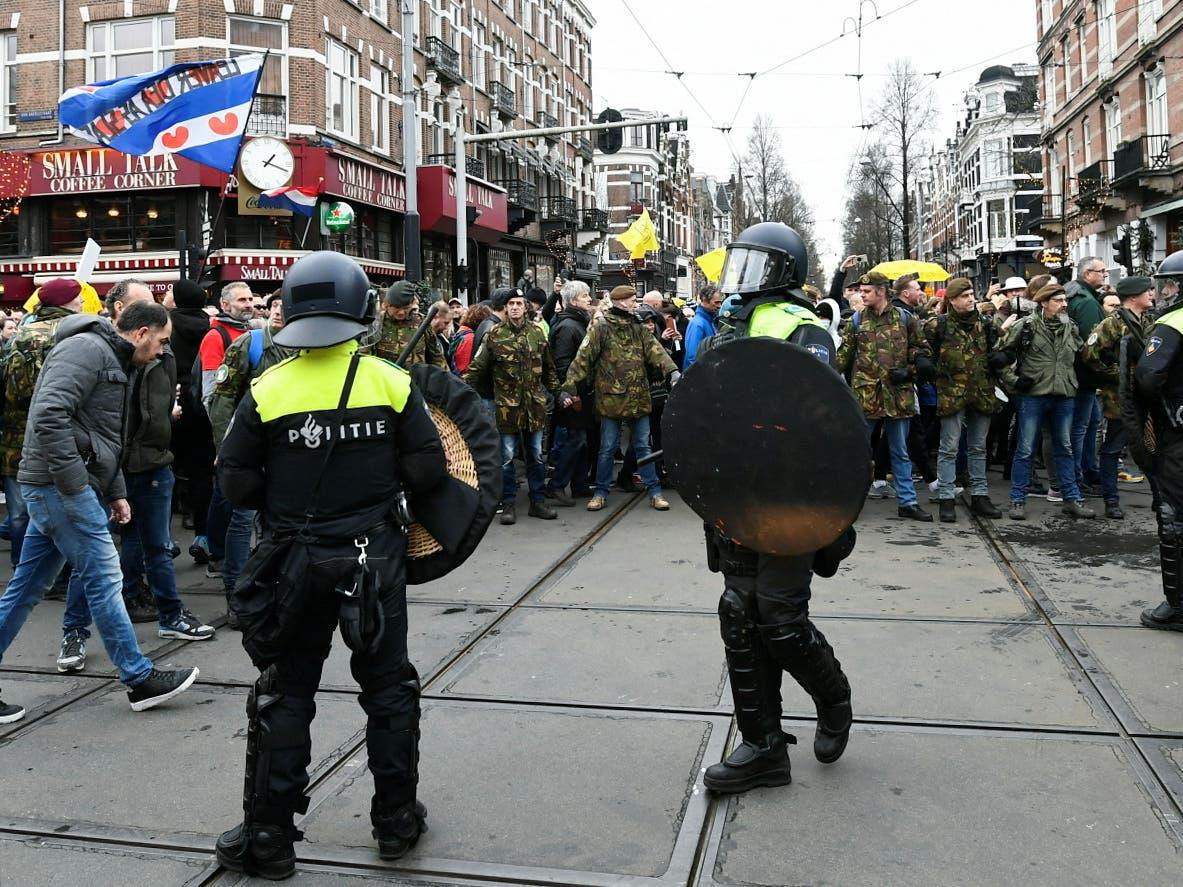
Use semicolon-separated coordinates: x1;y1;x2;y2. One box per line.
1014;376;1035;393
888;367;914;385
987;351;1013;371
914;356;936;383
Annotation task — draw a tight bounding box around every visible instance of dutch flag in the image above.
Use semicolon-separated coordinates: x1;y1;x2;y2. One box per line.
256;185;321;217
58;55;266;174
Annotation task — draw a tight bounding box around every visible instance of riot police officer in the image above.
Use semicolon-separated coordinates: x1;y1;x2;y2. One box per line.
1133;249;1183;631
697;223;856;793
214;252;447;878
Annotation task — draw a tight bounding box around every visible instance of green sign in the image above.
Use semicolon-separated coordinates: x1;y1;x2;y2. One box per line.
324;201;354;232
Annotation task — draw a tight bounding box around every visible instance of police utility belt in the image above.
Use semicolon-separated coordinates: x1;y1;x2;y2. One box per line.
236;352;402;661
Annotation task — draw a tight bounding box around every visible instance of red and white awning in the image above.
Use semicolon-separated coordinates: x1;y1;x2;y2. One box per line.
0;251;180;275
0;250;405;281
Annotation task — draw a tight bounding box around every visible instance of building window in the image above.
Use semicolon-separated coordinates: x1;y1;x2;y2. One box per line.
87;16;175;81
1082;116;1092;165
228;17;287;137
50;194;178;254
1042;64;1056;115
474;24;486;91
326;38;360;140
1103;98;1121;155
1061;37;1072;95
0;32;15;132
0;207;19;256
1076;17;1088;82
1146;66;1167;137
1066;129;1075;174
370;0;388;27
225;211;297;250
983;91;1001;113
1096;0;1115;75
987;199;1008;242
1040;0;1053;33
370;65;390;154
984;138;1009;180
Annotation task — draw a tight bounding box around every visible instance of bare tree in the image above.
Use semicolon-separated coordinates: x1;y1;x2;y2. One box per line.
873;59;936;258
733;115;824;286
841;144;901;264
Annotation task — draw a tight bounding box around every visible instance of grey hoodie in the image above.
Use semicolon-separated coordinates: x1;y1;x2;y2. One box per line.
17;315;135;501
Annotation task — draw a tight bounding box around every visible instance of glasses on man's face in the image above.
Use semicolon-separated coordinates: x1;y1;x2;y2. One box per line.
1086;267;1105;275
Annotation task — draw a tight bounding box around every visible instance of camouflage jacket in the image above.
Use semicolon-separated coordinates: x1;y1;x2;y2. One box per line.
1082;308;1155;420
373;313;447;369
0;306;76;476
561;308;678;420
463;318;560;432
208;325;297;447
923;310;999;417
836;305;930;419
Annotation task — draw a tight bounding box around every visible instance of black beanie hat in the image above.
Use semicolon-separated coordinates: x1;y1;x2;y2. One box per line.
173;278;207;311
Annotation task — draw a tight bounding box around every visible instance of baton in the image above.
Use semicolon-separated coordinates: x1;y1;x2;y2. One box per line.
394;301;441;368
637;449;663;468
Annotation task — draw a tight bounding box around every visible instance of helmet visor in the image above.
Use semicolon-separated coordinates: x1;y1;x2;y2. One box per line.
720;247;784;295
1156;277;1181;310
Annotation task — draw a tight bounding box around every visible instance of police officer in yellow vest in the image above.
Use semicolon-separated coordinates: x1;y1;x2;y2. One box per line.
697;223;855;794
214;252;447;878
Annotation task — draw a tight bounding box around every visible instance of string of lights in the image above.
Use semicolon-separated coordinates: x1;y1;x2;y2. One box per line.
0;152;31;224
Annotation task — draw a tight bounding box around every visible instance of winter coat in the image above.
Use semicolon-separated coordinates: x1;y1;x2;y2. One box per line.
682;305;718;372
837;304;931;419
168;308;210;388
1081;308;1155;419
374;312;446;369
463;318;561;432
923;309;999;417
548;308;594;429
561;307;677;420
123;346;177;474
1065;279;1104;339
996;312;1081;398
18;315;136;500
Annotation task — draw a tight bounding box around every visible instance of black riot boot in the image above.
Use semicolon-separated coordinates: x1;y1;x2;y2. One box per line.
1143;504;1183;631
760;620;853;764
705;578;794;793
372;800;428;860
216;822;300;881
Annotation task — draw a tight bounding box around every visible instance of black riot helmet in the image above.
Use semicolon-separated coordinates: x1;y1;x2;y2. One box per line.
719;222;809;306
1154;249;1183;313
274;251;377;348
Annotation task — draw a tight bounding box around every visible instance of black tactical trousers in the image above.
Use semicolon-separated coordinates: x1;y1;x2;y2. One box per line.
254;529;420;826
1152;432;1183;603
711;534;850;744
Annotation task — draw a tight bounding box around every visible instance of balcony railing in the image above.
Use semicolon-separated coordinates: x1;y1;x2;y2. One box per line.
426;36;463;85
497;178;537;211
1075;160;1112;205
491;81;516;118
424;154;486;180
577;136;594;161
246;95;286;136
536;112;559;142
580;208;609;231
542;196;578;223
1043;195;1063;219
1113;133;1172;180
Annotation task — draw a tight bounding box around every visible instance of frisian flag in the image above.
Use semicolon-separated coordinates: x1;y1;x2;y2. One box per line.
58;54;266;174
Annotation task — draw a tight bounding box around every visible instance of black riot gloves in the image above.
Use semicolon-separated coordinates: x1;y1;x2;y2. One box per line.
987;351;1014;372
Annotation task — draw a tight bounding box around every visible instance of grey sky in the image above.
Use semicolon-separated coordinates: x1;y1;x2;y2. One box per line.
589;0;1038;268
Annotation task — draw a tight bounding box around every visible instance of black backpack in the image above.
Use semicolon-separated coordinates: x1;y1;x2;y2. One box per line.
189;325;232;414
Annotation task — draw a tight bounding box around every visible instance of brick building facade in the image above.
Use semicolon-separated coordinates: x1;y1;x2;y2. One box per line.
1027;0;1182;275
0;0;600;302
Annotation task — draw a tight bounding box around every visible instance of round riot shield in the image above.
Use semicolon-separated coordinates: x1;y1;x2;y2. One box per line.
663;337;870;556
405;364;501;584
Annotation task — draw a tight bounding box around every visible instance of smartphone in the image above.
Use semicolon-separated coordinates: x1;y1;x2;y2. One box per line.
663;315;677;333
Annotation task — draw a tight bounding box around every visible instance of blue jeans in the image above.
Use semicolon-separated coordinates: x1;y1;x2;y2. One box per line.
64;467;183;632
3;474;28;567
224;505;256;593
547;426;589;495
938;410;990;498
206;477;232;562
0;485;152;686
1071;391;1102;487
594;416;661;498
867;418;917;507
1011;395;1080;504
1099;420;1127;505
501;430;546;504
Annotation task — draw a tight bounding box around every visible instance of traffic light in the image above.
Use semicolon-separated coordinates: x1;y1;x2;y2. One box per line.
595;108;623;154
1113;231;1133;275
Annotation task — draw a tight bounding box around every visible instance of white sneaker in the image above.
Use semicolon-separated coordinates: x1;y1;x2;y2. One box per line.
1046;488;1063;503
928;480;963;502
867;481;893;499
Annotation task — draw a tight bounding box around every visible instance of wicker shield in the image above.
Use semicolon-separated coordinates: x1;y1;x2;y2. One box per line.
663;337;871;556
404;364;501;584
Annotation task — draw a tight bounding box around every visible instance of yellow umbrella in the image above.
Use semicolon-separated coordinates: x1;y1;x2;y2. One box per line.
24;281;103;315
869;259;950;282
695;248;727;283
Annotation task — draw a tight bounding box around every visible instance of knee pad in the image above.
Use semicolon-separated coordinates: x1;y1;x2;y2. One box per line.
718;582;757;649
1158;501;1182;546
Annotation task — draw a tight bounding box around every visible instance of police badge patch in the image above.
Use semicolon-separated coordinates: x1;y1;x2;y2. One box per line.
1147;336;1162;355
805;343;831;364
1087;332;1099;346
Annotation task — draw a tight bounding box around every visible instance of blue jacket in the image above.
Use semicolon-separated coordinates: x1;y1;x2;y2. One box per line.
682;305;718;371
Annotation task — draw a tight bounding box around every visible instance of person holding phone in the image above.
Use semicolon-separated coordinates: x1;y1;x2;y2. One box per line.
682;283;724;371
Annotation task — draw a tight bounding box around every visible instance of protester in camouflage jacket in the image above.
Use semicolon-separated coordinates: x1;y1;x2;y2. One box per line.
1082;276;1156;514
837;280;932;420
462;302;561;433
207;299;295;446
373;280;447;369
922;278;1007;518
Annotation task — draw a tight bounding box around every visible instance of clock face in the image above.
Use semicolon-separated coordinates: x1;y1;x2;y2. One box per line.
240;137;294;190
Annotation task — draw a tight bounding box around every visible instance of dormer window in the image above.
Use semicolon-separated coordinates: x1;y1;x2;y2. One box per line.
983;92;1002;113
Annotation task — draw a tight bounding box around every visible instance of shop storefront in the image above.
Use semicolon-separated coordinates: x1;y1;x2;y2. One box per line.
417;165;508;301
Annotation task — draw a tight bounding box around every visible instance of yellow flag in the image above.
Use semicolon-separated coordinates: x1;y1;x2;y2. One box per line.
24;281;103;315
695;248;726;283
615;209;660;260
